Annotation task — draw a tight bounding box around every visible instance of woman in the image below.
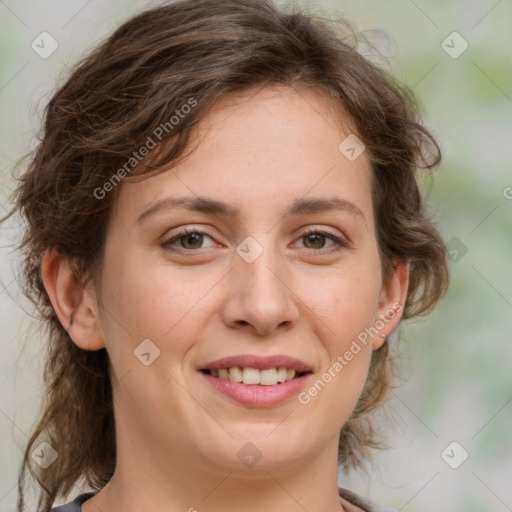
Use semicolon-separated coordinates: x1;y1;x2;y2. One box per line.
9;0;450;510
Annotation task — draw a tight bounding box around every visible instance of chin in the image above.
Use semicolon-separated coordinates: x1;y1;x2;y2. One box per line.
198;428;312;473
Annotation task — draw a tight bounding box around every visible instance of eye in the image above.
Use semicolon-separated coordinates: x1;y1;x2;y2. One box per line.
161;228;217;252
294;228;348;254
161;227;349;255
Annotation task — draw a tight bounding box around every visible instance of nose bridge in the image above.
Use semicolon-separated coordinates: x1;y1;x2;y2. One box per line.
242;243;284;294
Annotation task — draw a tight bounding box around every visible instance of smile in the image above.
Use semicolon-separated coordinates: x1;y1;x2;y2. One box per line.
198;354;314;407
200;367;310;385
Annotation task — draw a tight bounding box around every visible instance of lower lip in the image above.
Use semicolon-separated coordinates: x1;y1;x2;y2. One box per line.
199;371;312;407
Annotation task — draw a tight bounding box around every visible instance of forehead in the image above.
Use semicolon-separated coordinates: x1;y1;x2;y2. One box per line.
197;85;358;157
112;85;374;228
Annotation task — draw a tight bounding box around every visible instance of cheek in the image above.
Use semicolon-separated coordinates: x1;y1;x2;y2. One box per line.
300;265;381;400
299;284;377;424
310;264;381;342
98;250;221;353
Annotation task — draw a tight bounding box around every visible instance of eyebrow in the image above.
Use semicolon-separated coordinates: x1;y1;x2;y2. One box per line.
136;195;366;224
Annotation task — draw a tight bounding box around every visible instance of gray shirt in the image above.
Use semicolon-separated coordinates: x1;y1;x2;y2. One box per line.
50;489;397;512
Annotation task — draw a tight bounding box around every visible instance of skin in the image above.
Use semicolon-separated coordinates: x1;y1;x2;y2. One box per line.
43;85;408;512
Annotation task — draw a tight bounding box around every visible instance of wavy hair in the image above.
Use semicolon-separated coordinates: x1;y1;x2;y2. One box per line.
3;0;450;510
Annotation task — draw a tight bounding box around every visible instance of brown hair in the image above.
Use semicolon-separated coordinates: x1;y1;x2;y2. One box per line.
4;0;450;510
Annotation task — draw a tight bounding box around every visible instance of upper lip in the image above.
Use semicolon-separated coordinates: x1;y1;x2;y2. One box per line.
199;354;313;373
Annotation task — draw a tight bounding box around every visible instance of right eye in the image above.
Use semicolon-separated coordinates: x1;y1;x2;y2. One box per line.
161;228;219;253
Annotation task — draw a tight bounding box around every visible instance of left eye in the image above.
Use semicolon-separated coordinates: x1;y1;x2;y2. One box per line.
295;230;344;251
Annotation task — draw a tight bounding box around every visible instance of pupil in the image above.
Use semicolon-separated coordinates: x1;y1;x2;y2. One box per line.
184;233;202;248
306;233;324;248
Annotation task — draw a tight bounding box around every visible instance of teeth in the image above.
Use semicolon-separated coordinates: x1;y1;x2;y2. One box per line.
229;366;243;383
260;368;277;385
209;367;300;385
286;368;296;381
242;367;260;385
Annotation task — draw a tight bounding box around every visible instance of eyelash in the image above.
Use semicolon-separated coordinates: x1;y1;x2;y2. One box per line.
161;227;349;255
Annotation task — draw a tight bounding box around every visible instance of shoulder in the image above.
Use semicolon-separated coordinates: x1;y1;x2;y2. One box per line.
339;487;398;512
50;492;97;512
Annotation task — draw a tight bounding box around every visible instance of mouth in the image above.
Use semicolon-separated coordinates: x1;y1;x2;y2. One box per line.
198;354;314;407
199;367;312;385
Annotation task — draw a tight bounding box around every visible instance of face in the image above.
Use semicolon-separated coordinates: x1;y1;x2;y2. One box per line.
88;86;407;474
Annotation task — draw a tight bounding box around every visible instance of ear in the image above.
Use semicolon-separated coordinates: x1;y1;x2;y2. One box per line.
41;248;105;351
372;261;409;350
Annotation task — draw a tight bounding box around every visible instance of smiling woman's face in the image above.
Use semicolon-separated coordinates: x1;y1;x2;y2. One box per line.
87;85;407;475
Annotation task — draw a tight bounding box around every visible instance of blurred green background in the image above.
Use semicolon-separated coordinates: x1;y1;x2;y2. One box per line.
0;1;511;511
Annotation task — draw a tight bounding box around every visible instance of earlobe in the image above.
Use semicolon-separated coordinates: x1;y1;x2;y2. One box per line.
373;261;409;350
41;249;105;351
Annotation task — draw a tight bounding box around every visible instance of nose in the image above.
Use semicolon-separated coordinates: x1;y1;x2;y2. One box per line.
221;244;300;337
